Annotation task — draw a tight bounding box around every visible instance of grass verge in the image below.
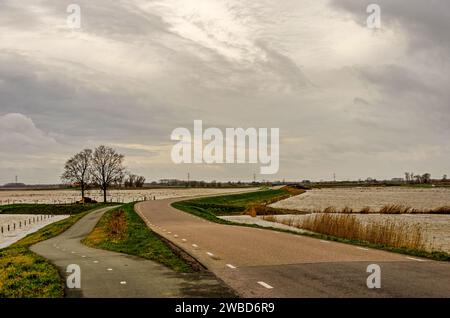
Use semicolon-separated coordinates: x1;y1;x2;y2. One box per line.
172;186;303;223
82;203;193;273
173;189;450;262
0;204;108;298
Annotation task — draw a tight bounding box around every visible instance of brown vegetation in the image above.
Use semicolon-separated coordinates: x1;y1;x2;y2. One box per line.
263;213;426;250
312;204;450;215
107;210;127;241
245;186;305;217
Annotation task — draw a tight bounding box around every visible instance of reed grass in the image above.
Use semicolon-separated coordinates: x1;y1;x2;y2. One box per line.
297;214;425;250
312;204;450;214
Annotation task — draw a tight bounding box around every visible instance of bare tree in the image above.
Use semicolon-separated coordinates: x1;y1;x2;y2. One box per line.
61;149;92;200
422;173;431;184
124;174;136;188
124;174;146;188
90;145;125;203
135;175;146;188
405;172;410;182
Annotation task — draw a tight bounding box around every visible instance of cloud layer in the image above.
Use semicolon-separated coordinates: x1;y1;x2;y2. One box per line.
0;0;449;183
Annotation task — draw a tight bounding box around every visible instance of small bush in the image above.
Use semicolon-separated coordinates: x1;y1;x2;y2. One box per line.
430;206;450;214
360;207;371;214
379;204;412;214
107;210;127;240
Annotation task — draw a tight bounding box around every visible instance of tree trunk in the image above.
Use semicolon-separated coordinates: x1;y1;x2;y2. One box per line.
103;187;107;203
81;182;85;200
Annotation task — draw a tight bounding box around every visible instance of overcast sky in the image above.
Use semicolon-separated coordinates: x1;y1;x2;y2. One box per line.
1;0;449;184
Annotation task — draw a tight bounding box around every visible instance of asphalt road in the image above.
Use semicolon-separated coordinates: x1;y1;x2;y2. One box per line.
30;206;235;298
136;199;450;298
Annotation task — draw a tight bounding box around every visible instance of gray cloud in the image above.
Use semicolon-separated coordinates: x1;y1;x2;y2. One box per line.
329;0;450;54
0;0;449;183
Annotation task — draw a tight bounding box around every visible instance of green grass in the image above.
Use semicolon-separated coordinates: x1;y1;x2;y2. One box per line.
0;204;108;298
0;203;109;215
172;188;293;222
82;203;193;273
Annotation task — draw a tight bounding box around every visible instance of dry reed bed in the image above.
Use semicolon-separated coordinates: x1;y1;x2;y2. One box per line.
263;214;425;250
262;213;450;253
315;204;450;214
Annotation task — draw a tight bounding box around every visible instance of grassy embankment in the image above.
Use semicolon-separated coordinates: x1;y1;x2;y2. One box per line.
172;187;305;223
173;188;450;261
0;204;107;298
83;203;193;273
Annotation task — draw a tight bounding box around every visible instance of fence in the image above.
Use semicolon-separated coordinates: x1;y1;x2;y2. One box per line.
0;195;158;206
0;214;55;236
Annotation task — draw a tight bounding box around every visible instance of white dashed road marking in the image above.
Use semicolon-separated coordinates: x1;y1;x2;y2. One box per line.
192;244;198;248
93;261;99;263
120;281;127;285
107;268;113;271
226;264;237;269
182;239;187;242
206;252;214;257
406;257;426;262
257;281;274;289
320;240;330;243
357;247;369;251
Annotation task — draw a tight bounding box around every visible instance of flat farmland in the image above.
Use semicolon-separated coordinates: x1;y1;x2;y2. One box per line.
270;187;450;213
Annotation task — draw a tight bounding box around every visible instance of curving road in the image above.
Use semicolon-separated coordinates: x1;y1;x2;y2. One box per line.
30;206;235;298
136;199;450;298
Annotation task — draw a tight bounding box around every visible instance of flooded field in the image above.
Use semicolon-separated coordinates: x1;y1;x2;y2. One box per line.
0;187;258;205
0;214;69;249
261;187;450;253
270;187;450;213
0;187;258;248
